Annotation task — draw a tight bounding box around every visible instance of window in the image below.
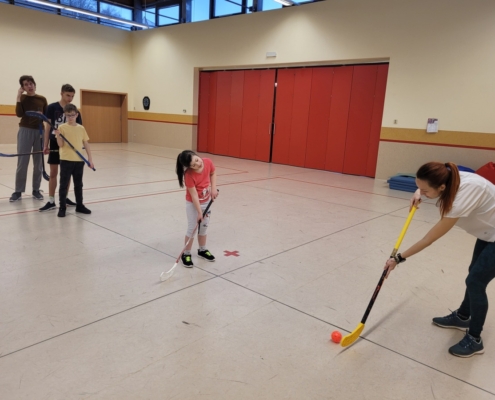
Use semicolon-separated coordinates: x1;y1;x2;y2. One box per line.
158;4;180;26
142;7;156;27
215;0;242;17
100;1;132;20
191;0;209;22
61;0;97;22
14;0;58;14
261;0;282;11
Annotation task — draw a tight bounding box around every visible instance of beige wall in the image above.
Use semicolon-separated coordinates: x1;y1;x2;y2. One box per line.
0;3;132;143
129;120;196;150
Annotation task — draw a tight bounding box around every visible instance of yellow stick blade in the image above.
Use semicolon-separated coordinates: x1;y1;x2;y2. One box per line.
340;323;365;347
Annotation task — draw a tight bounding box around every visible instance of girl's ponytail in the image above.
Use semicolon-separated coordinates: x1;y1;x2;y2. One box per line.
176;150;197;188
416;161;460;217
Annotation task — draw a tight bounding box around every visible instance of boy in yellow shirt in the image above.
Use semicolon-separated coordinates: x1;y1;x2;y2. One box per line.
54;104;94;218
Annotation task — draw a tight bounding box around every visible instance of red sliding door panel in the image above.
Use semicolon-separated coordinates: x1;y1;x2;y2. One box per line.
197;72;209;152
214;71;232;155
255;69;275;162
325;66;353;173
240;70;261;160
288;68;312;167
272;69;296;164
207;73;217;153
228;70;244;158
342;65;377;176
366;64;389;177
305;67;333;170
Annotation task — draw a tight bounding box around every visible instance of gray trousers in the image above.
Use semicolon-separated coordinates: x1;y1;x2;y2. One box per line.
15;127;42;193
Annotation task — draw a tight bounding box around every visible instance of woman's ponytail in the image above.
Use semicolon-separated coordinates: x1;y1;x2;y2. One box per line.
416;161;460;217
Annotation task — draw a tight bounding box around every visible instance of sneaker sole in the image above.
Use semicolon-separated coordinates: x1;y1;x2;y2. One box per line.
432;321;469;331
32;196;44;201
181;259;194;268
197;255;216;262
9;198;21;202
449;348;484;358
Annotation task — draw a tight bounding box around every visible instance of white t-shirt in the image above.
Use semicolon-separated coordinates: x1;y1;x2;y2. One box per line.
445;172;495;242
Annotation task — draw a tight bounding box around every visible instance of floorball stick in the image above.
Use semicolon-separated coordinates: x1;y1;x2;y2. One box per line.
341;206;417;347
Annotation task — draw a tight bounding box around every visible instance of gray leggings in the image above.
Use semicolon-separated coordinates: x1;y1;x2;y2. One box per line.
186;201;211;237
15;127;42;192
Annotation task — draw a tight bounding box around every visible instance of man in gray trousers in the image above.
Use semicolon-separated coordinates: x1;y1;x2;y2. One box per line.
10;75;48;202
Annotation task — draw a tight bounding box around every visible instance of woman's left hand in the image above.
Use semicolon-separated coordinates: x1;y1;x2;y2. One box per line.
211;188;219;200
384;257;398;279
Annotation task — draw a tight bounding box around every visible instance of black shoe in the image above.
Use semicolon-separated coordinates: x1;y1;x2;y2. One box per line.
57;207;66;218
181;253;194;268
66;198;77;207
449;331;484;357
32;190;44;201
432;310;471;331
198;249;216;262
75;205;91;214
39;202;56;212
9;192;22;202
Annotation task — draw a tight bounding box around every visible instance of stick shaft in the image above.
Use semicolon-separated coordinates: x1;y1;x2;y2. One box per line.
360;206;417;324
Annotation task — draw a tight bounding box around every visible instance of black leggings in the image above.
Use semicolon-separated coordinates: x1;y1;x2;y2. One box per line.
59;160;84;208
457;239;495;338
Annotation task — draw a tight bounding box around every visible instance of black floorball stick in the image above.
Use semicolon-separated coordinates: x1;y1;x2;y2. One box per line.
0;150;58;157
160;192;218;282
26;111;95;171
38;122;50;181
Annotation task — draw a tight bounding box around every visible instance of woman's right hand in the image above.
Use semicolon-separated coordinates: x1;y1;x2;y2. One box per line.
197;211;203;223
410;188;422;211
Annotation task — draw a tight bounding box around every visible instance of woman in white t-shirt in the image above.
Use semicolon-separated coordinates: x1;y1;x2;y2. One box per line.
384;161;495;358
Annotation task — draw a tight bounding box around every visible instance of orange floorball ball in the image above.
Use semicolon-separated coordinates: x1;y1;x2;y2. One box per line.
331;331;342;344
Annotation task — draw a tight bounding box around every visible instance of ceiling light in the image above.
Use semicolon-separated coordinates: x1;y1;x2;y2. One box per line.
273;0;294;6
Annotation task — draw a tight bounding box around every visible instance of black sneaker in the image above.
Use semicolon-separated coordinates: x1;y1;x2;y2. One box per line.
66;198;76;207
57;207;66;218
181;253;194;268
9;192;22;202
432;310;471;331
75;205;91;214
449;331;484;357
32;190;44;201
198;249;216;262
39;202;56;212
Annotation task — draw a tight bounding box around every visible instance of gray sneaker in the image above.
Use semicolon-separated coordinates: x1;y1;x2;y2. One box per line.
449;331;484;357
32;190;44;201
9;192;22;202
432;310;470;331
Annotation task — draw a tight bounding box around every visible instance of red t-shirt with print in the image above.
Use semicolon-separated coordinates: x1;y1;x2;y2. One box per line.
184;158;215;204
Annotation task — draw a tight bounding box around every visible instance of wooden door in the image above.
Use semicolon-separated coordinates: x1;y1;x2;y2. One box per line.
81;91;127;143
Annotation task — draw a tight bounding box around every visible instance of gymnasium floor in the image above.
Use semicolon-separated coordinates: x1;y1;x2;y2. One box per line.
0;143;494;399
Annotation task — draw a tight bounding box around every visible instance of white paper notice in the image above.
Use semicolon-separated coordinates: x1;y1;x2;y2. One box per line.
427;118;438;133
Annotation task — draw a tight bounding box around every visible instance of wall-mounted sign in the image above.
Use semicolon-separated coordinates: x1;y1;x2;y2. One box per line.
143;96;150;111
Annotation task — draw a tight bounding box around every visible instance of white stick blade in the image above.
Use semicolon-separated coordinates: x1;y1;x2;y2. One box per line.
160;263;178;282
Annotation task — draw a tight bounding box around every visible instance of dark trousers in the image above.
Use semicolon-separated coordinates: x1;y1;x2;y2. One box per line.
457;239;495;337
59;161;84;208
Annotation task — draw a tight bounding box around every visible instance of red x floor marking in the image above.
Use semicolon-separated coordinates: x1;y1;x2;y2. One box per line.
224;250;240;257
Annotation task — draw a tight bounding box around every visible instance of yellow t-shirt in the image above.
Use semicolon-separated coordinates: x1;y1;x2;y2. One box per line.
58;123;90;162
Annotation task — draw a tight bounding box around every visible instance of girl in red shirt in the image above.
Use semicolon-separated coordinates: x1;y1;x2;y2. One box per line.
176;150;219;267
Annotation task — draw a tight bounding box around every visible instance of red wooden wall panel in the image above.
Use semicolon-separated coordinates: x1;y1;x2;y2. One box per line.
214;71;232;155
206;73;217;153
197;72;209;152
289;68;312;167
366;64;389;177
342;65;377;176
305;67;333;170
272;69;296;165
240;70;261;160
255;69;275;162
325;66;353;173
228;71;244;158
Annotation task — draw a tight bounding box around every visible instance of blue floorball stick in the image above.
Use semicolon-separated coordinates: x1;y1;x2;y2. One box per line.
38;122;50;181
26;111;95;171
